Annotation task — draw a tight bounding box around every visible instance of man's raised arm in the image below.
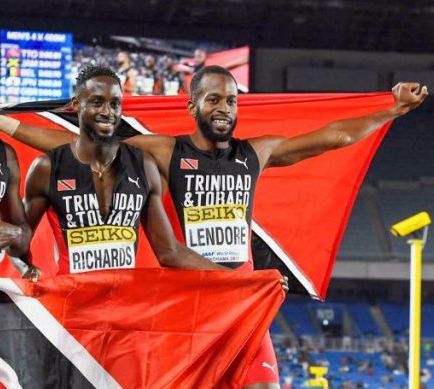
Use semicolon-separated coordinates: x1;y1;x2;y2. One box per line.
0;115;76;151
249;82;428;170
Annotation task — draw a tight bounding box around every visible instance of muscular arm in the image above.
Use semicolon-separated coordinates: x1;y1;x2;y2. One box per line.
250;82;428;169
0;116;175;181
0;144;31;257
24;155;51;233
13;121;76;151
141;152;227;270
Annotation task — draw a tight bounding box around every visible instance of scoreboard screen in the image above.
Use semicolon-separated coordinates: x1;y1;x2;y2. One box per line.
0;30;73;104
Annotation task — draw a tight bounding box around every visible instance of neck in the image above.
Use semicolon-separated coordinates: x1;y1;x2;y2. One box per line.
190;130;230;152
75;133;119;164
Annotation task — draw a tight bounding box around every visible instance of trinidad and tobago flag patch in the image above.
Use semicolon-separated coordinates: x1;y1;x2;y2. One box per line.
180;158;198;170
57;179;76;191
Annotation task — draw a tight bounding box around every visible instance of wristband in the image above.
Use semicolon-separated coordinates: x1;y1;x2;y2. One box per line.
0;115;20;136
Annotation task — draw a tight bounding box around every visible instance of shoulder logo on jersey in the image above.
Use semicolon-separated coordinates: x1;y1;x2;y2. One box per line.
261;362;277;375
128;176;140;189
235;158;248;170
57;179;76;192
180;158;198;170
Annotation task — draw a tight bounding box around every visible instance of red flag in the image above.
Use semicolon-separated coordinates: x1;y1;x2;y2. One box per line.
0;92;393;299
0;269;284;388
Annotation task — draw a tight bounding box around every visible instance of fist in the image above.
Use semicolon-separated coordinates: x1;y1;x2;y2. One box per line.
392;82;428;115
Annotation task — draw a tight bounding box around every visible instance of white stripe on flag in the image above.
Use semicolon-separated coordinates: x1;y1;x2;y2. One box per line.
0;279;122;389
251;219;319;300
121;115;154;135
0;357;22;389
36;112;80;134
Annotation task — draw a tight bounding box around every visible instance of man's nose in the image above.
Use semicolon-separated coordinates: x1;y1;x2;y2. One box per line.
100;102;111;116
217;100;230;114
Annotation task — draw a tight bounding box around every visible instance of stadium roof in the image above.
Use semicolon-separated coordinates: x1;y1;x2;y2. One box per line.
1;0;434;52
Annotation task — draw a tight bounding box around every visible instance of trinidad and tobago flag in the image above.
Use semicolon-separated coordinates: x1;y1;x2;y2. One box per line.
0;93;394;299
0;269;284;388
0;92;394;387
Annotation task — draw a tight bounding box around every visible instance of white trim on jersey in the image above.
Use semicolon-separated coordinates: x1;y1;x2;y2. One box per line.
0;279;122;389
251;220;319;300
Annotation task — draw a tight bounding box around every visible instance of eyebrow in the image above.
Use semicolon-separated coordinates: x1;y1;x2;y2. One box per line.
205;93;237;98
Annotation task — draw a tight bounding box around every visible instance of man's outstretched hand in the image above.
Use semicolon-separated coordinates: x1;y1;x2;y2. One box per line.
392;82;428;115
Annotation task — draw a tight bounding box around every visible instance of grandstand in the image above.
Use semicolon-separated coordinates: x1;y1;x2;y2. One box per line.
271;108;434;387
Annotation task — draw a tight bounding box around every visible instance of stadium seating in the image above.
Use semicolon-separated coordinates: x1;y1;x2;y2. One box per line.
346;302;383;337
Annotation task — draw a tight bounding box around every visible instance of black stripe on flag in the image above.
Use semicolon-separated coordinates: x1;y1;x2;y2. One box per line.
0;292;94;389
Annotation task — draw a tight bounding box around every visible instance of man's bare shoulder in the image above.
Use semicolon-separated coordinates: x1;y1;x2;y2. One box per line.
124;134;175;152
28;154;52;175
247;135;286;154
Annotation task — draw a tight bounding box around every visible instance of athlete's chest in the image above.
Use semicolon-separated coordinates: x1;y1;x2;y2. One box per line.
55;168;146;229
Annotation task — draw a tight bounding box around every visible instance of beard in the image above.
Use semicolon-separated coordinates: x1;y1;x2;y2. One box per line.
196;111;237;142
82;124;118;145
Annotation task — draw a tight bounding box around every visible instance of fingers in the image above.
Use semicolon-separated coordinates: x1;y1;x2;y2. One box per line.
23;266;41;282
393;82;429;96
420;85;429;97
280;276;289;293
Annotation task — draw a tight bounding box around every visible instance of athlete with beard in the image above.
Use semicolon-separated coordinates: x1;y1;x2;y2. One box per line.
0;65;427;388
22;65;232;275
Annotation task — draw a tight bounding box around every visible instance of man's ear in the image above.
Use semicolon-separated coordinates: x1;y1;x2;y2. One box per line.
187;100;197;118
71;96;80;113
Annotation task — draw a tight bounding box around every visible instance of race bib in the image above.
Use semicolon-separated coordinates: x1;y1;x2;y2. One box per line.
184;204;249;263
67;225;136;273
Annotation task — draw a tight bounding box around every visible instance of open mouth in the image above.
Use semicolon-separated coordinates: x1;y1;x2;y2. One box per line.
211;117;232;130
95;120;115;128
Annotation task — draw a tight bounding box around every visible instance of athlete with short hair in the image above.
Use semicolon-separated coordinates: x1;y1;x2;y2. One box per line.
0;65;427;388
23;65;231;274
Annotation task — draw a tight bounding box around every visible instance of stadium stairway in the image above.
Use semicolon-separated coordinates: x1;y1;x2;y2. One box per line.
275;312;297;342
370;305;394;338
363;185;393;257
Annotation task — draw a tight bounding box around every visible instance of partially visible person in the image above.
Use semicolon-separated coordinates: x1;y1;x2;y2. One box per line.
159;56;185;96
179;48;208;74
0;120;34;279
136;54;159;95
116;51;138;95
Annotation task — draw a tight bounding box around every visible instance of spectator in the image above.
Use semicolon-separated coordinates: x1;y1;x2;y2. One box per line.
136;54;159;95
116;51;138;95
159;56;185;96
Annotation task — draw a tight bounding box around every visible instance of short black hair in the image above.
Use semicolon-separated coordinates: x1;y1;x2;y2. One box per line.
190;65;237;101
75;64;121;93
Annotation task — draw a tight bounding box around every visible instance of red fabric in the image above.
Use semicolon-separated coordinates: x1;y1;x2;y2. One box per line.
242;331;279;385
0;92;393;298
11;268;284;389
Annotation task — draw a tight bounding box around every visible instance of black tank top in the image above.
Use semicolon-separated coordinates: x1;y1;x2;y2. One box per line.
46;143;149;274
0;140;10;203
168;136;260;269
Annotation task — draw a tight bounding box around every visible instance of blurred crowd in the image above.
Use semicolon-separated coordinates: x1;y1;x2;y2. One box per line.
273;336;434;389
72;45;208;96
